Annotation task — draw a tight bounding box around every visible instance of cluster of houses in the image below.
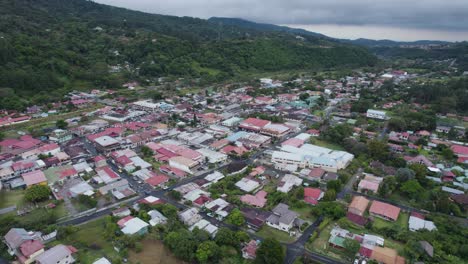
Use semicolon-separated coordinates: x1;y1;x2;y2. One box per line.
3;228;76;264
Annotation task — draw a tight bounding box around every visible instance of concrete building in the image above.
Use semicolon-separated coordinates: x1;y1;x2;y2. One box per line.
366;109;388;120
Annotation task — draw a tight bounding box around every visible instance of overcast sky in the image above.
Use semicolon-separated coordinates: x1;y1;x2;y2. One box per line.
94;0;468;41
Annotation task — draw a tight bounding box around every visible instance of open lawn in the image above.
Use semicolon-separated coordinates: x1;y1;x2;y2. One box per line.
256;225;296;243
310;139;344;151
373;212;409;230
291;205;316;223
129;239;184;264
57;218;121;264
0;190;26;208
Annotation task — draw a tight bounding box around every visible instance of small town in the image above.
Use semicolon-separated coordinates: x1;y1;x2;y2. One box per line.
1;1;468;264
0;66;467;264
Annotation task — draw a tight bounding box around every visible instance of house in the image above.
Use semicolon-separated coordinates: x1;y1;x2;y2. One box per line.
308;168;326;180
148;210;168;226
235;177;260;192
266;203;300;233
358;174;382;194
168;156;198;174
145;174;169;188
419;241;434;258
366;109;388;120
277;174;302;193
239;118;271;132
241;190;267;208
179;207;203;226
242;240;258;259
120;217;149;235
451;145;468;158
408;212;436;232
369;201;401;222
3;228;45;264
35;244;77;264
196;148;228;163
21;170;47;188
348;196;370;216
241;208;271;231
370;247;405;264
260;124;290;138
407;155;434;167
303;188;323;205
112;207;131;218
189;219;219;237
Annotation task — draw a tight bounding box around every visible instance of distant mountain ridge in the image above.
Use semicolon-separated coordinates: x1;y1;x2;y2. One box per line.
208;17;453;47
0;0;377;110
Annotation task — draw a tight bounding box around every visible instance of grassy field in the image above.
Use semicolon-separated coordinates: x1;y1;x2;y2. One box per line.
310;139;344;151
56;218;121;264
129;239;184;264
0;190;26;208
291;205;316;223
256;225;296;243
373;212;409;230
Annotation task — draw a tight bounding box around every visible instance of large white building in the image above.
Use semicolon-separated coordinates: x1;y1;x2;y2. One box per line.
271;144;354;172
366;109;388;120
196;148;228;163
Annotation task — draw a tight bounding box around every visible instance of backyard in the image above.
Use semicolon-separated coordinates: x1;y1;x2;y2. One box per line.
128;239;184;264
256;225;297;243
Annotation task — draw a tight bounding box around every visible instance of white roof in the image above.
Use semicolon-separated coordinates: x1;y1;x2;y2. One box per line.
93;258;112;264
204;171;225;182
95;136;119;147
408;216;437;231
235;178;260;192
295;133;311;141
130;156;151;169
197;148;227;161
121;217;149;235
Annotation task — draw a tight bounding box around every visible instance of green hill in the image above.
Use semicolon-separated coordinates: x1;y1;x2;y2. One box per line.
0;0;377;110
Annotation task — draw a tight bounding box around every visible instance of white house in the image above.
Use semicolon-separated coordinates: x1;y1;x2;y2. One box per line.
196;148;228;163
366;109;388;120
266;203;299;233
277;174;303;193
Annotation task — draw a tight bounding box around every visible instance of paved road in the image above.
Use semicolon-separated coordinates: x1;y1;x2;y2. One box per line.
337;168;363;200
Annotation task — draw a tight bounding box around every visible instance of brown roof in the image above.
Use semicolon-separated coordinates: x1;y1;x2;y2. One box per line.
369;201;401;221
371;247;398;264
349;196;370;214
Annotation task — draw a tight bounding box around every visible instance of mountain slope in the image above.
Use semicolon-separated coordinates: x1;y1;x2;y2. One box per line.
0;0;377;110
208;17;328;39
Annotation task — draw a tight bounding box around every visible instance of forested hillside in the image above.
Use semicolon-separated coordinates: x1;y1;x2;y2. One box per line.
0;0;377;109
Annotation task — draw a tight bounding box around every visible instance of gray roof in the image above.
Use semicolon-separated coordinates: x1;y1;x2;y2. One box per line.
4;228;31;249
270;203;298;225
36;245;73;264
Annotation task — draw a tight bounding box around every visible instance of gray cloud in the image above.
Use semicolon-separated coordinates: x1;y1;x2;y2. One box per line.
94;0;468;31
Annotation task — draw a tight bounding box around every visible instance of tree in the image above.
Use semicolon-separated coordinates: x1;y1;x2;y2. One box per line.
408;163;427;182
140;145;153;157
215;227;239;247
396;168;415;183
344;238;360;256
323;189;337;201
326;180;342;192
0;131;4;141
168;190;182;201
401;180;424;200
25;185;50;202
236;231;250;243
196;241;220;263
367;140;390;162
226;208;245;226
255;238;284;264
77;194;97;208
164;230;197;262
378;176;397;198
56;119;68;129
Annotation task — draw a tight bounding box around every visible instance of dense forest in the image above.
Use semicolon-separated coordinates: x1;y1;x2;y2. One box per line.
0;0;377;110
